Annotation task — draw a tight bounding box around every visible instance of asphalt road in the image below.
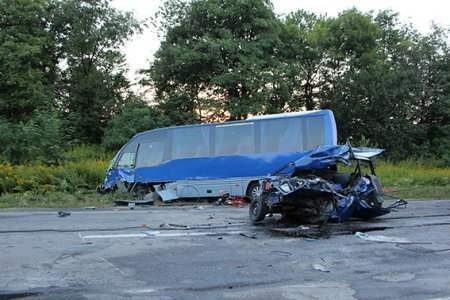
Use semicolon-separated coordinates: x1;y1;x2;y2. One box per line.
1;199;450;299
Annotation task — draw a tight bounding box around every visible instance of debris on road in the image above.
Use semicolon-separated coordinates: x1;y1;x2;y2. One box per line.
216;192;246;207
57;211;71;217
271;250;292;256
355;232;411;244
312;264;330;273
114;199;154;206
239;232;257;239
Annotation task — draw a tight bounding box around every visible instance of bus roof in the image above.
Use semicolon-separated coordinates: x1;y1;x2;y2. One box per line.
132;110;332;141
246;110;323;120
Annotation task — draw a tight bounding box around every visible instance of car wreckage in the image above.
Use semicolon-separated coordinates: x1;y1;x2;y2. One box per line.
249;144;407;224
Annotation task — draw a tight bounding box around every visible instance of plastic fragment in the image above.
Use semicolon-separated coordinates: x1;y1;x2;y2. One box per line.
142;230;160;237
312;264;330;272
304;238;316;242
355;232;411;243
58;211;71;217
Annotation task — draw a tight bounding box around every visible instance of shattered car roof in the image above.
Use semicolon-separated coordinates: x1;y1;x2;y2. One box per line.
294;144;384;170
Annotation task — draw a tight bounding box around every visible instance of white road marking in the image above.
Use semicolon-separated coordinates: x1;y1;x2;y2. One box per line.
82;230;248;239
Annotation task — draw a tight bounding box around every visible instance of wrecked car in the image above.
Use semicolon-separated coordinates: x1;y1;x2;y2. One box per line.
249;144;407;224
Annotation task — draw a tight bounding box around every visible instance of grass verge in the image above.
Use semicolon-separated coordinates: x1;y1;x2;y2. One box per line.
1;146;449;208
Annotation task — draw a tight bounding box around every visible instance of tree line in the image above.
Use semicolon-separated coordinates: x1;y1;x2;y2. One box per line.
1;0;449;164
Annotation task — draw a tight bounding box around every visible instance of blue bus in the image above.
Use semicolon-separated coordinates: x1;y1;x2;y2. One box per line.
101;110;337;201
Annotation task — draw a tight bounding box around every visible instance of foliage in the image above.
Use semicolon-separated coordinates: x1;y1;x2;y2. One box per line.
0;146;111;196
146;0;285;121
0;0;55;121
62;144;114;162
52;0;142;144
0;0;141;164
0;0;449;166
1;153;448;206
0;113;64;164
280;10;328;110
146;3;450;162
102;98;171;151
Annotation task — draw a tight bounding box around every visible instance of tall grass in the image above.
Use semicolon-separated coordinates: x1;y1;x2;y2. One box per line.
374;159;450;199
377;159;450;188
0;145;112;196
0;146;449;207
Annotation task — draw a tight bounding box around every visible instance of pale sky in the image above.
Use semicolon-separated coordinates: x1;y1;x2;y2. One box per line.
110;0;450;83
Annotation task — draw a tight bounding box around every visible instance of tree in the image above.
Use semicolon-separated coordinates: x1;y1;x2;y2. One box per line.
146;0;285;122
0;0;55;121
318;9;423;157
102;98;171;151
0;0;66;164
52;0;141;143
280;10;329;110
412;26;450;161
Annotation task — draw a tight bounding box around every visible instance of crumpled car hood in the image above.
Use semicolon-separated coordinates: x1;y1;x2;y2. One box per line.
294;144;384;170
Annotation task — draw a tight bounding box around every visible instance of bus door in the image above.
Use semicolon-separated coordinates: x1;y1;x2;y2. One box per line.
113;143;138;184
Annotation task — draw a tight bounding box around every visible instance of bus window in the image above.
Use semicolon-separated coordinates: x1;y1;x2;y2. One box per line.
136;141;165;167
305;116;325;149
260;118;305;153
261;119;289;153
116;144;137;168
214;123;255;156
172;126;210;159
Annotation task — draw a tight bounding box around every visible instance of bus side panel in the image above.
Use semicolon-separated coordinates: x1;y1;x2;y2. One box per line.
133;151;312;183
165;177;252;200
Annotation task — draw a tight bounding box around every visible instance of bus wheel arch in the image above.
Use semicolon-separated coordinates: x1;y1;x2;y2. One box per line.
246;181;261;201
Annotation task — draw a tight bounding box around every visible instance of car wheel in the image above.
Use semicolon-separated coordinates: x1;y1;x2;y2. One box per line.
306;198;334;224
249;195;268;223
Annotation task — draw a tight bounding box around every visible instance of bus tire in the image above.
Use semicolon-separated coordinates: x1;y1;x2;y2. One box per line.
249;195;268;223
246;182;261;201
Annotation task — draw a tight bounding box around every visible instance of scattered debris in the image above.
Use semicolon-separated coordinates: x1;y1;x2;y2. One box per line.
228;196;245;207
114;199;154;206
396;244;450;254
216;193;246;207
167;223;190;229
239;233;257;239
58;211;71;217
84;206;96;210
304;238;316;242
355;232;411;244
312;264;330;273
271;250;292;256
269;225;330;239
128;202;135;209
373;272;415;282
141;230;161;237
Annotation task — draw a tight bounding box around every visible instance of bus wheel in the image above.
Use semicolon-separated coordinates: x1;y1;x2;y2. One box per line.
246;182;260;201
132;184;149;200
249;195;268;223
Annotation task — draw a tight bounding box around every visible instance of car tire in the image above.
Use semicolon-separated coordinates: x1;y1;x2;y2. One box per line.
249;195;268;223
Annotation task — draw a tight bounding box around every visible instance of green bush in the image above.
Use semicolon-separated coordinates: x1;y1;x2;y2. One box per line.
101;99;171;151
0;113;65;165
0;145;111;195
